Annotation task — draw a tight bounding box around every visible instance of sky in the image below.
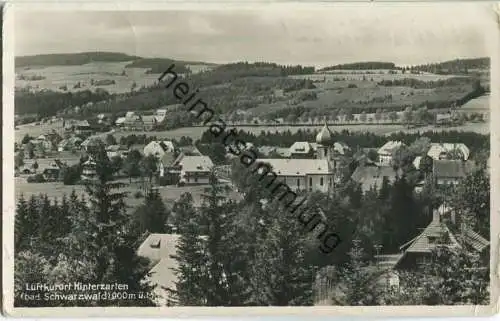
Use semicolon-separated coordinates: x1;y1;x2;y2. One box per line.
14;3;495;67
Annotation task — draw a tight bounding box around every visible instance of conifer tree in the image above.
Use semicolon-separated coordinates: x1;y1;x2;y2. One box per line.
247;200;314;306
14;194;29;253
83;145;155;306
133;186;171;234
169;192;210;306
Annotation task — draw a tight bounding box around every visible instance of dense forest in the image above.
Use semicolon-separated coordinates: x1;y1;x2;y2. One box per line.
198;129;489;157
15;88;113;117
405;57;490;75
319;62;396;71
125;58;191;74
377;77;477;89
15;52;141;68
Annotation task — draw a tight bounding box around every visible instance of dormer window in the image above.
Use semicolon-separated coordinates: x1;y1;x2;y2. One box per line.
196;165;203;170
427;236;437;244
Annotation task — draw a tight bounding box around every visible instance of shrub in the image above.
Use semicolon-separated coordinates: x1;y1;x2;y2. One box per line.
347;84;358;88
27;174;46;183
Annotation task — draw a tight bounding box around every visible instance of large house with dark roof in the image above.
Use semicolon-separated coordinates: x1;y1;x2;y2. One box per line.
351;164;399;192
433;159;474;186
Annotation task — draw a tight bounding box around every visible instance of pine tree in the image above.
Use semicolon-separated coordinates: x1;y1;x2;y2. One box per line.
169;192;210;306
335;240;380;305
247;200;314;306
83;145;155;306
14;194;29;253
133;187;171;234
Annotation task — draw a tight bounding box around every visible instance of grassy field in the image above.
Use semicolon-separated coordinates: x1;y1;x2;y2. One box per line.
16;61;213;94
459;94;489;111
15;120;65;142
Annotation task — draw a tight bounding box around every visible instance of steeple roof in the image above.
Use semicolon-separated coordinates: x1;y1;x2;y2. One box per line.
316;123;332;145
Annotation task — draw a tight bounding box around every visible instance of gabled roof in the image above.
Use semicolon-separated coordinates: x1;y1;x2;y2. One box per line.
462;229;489;252
115;117;127;125
75;120;90;127
158;141;176;152
399;218;460;254
427;143;470;161
255;158;331;176
289;142;313;154
378;141;404;155
179;156;214;173
351;165;398;192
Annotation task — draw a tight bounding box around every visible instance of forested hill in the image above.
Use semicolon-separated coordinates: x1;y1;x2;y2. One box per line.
409;57;490;74
15;52;213;71
319;62;396;71
16;52;141;68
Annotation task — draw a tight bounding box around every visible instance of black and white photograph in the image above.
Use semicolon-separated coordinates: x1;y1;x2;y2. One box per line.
3;2;499;317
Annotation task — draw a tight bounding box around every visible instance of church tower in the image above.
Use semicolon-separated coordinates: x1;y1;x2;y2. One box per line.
316;123;332;160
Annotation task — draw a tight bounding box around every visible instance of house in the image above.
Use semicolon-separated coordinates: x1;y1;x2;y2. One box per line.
436;113;453;126
58;136;83;152
255;158;333;193
289;142;315;158
136;233;180;306
81;137;104;153
175;155;214;185
395;209;489;270
81;157;97;181
106;145;128;159
97;113;112;125
433;160;473;186
377;141;405;165
351;164;399;192
118;112;144;131
74;120;93;136
427;143;470;161
29;136;54;152
141;115;161;131
143;141;177;158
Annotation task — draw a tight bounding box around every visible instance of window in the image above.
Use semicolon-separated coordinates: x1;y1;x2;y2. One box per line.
194;176;198;183
320;177;324;186
297;179;300;188
324;149;328;157
427;236;437;244
309;177;312;187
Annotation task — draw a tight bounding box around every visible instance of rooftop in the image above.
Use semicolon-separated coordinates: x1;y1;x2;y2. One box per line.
178;155;214;172
378;141;404;155
433;160;473;178
351;165;398;192
255;158;331;176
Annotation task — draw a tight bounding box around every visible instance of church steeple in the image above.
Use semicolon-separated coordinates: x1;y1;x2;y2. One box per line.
316;122;332;146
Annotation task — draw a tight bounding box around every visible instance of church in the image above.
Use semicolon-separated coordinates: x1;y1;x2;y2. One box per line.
256;123;349;192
